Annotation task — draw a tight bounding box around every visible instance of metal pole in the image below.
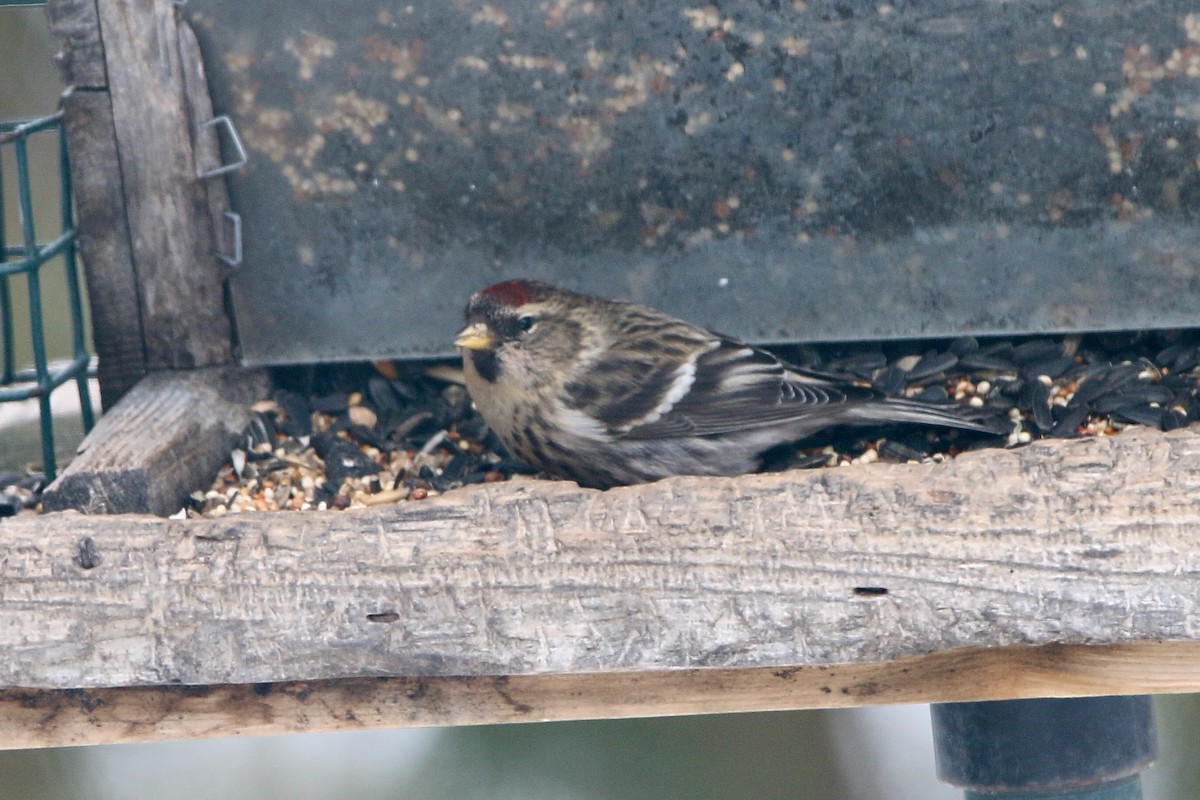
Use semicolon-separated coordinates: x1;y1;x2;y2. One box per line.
932;696;1156;799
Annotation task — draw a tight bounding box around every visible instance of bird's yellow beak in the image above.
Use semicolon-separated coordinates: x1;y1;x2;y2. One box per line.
454;322;495;351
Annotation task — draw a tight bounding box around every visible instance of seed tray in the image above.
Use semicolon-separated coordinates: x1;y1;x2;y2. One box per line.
183;327;1200;518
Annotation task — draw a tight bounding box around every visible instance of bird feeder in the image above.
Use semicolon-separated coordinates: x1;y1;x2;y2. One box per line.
4;4;1200;797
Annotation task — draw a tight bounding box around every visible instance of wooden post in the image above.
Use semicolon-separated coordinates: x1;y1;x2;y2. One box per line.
48;0;145;409
93;0;233;369
47;0;237;407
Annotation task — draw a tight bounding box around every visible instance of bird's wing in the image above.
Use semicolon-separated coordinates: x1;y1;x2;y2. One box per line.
560;317;722;435
624;339;881;439
563;325;876;440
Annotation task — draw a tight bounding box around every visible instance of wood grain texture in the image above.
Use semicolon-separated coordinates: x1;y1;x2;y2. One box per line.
179;19;236;275
96;0;233;368
59;88;147;409
6;425;1200;694
45;0;107;89
40;367;269;516
2;642;1198;750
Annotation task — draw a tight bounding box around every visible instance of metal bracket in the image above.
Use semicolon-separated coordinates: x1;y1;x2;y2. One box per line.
197;115;247;179
216;211;243;267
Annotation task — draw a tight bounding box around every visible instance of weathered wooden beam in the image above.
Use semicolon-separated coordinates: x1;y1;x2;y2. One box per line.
94;0;233;369
50;0;145;408
7;426;1200;695
44;0;107;90
40;366;269;516
49;0;239;404
2;642;1198;750
59;87;148;409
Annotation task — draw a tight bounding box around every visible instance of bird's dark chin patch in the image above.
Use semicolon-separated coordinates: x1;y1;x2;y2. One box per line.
470;348;501;383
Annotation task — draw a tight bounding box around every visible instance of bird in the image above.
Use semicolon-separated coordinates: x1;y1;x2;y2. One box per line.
455;279;1003;489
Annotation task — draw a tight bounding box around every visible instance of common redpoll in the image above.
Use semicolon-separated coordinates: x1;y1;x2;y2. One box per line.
456;280;1002;489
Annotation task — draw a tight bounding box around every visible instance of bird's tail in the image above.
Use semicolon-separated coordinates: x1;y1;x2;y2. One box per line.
846;397;1011;436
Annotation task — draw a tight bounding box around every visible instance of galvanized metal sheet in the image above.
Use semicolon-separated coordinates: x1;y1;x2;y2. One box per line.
184;1;1200;365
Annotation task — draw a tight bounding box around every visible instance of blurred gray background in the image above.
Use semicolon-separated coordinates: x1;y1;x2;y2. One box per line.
2;7;1199;798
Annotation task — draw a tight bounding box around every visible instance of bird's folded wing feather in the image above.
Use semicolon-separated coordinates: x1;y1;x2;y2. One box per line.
564;330;878;440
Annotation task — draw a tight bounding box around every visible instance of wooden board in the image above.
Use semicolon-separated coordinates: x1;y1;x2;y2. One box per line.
94;0;233;370
48;0;242;404
44;0;106;89
50;0;147;407
7;425;1200;692
59;88;147;409
40;366;269;516
2;642;1198;750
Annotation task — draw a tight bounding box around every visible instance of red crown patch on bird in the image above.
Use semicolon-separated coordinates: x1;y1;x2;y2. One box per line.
481;279;541;307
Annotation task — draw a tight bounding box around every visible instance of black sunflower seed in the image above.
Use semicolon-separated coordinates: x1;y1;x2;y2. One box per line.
1012;339;1063;365
350;424;390;451
1161;373;1196;391
17;474;45;493
959;352;1017;371
1074;364;1143;406
321;440;379;483
948;336;980;357
367;377;403;414
1155;342;1191;368
1071;372;1114;406
1163;407;1190;431
877;439;929;462
829;352;888;377
1111;405;1164;428
907;352;959;381
1089;394;1130;415
912;385;953;404
984;393;1017;411
790;344;824;369
1028;380;1054;433
1051;403;1090;437
1091;385;1174;414
441;454;471;481
1024;356;1076;381
1171;346;1200;373
1103;362;1146;388
792;451;832;469
453;415;490;442
1120;384;1175;404
248;412;277;449
310;431;338;460
872;365;908;396
276;391;313;436
981;341;1015;358
999;376;1026;398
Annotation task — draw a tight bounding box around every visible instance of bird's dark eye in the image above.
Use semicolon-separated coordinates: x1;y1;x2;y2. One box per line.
517;315;536;333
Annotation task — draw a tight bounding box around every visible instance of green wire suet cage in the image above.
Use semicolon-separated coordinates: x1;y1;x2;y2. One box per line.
0;111;94;480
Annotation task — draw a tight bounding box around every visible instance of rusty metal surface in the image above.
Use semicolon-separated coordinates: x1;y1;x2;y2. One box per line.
184;1;1200;365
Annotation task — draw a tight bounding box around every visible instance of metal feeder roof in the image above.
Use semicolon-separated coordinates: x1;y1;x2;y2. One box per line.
183;0;1200;365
